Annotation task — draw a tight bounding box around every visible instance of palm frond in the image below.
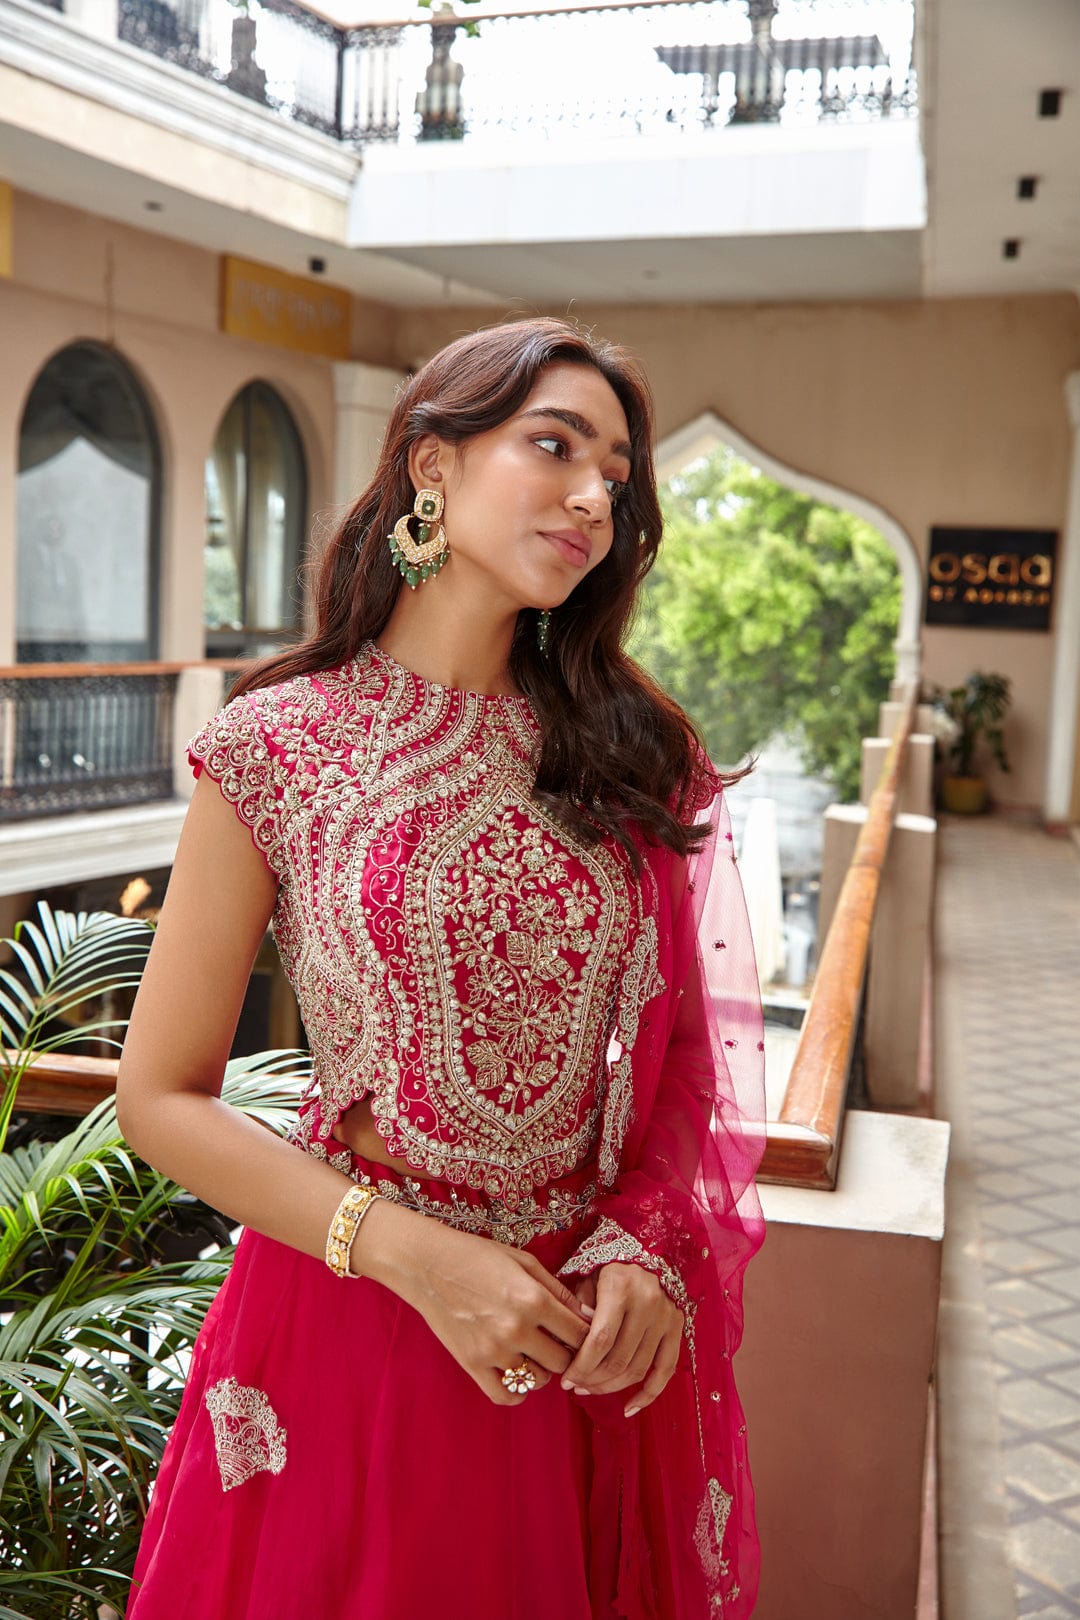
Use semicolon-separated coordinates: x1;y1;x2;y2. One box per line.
0;902;309;1608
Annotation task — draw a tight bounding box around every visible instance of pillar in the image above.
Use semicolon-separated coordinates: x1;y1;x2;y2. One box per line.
331;360;406;512
1044;372;1080;825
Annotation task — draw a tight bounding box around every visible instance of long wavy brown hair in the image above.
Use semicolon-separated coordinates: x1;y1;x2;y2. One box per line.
232;317;741;863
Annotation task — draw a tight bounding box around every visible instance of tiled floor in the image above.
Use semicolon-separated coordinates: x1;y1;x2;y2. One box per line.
937;817;1080;1618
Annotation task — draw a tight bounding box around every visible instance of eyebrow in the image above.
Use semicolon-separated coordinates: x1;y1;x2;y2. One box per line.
522;406;633;466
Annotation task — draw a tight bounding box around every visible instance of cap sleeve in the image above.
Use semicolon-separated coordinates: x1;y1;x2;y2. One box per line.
188;690;289;880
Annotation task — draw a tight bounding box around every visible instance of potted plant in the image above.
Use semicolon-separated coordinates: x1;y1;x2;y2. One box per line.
930;671;1012;814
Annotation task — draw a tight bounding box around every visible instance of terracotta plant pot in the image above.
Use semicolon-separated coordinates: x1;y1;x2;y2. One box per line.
941;775;988;815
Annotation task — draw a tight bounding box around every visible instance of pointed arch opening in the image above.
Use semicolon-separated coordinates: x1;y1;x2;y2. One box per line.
655;411;922;685
642;411;920;1006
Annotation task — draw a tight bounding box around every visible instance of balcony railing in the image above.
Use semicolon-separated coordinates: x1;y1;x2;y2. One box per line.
0;664;179;822
758;689;918;1186
46;0;916;146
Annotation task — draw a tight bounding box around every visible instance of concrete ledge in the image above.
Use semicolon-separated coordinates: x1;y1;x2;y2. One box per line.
743;1110;949;1619
0;800;187;894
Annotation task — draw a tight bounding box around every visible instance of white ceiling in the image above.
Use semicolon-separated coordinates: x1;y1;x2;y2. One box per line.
364;229;925;304
918;0;1080;298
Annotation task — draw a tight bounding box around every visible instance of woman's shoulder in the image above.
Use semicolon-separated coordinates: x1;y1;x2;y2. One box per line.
225;646;384;731
190;649;383;766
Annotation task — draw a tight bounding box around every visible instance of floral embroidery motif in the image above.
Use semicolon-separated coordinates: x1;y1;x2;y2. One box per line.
556;1214;692;1321
204;1377;287;1492
693;1476;734;1591
192;643;658;1212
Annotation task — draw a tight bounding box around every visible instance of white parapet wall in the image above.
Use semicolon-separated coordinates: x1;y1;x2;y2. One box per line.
741;1109;950;1619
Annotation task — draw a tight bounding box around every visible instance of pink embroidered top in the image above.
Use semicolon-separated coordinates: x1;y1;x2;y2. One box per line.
189;637;767;1618
190;642;664;1240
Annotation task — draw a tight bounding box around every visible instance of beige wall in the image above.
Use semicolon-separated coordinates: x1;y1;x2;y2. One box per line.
398;295;1080;813
5;190;1078;812
0;190;398;663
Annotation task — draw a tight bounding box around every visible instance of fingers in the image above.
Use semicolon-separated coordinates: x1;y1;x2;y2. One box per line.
560;1265;684;1400
572;1274;598;1313
623;1326;682;1418
516;1253;594;1352
560;1295;626;1388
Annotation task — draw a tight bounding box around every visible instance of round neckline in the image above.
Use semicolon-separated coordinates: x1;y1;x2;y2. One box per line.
365;640;534;713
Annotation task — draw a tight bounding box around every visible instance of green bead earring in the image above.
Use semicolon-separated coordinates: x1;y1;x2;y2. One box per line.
387;487;448;589
537;610;551;655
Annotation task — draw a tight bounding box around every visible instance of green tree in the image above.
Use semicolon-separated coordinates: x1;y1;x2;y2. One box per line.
631;448;901;802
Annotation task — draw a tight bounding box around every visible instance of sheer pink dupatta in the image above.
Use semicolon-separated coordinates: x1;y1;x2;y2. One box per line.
559;784;767;1619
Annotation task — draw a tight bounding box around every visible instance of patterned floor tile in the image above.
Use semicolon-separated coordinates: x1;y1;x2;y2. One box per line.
987;1278;1080;1321
1010;1516;1080;1594
1038;1269;1080;1303
1036;1315;1080;1350
1034;1232;1080;1264
980;1170;1058;1200
1004;1443;1080;1504
1048;1367;1080;1400
993;1325;1080;1375
996;1377;1080;1431
1026;1195;1080;1226
938;820;1080;1609
983;1204;1060;1238
983;1238;1069;1276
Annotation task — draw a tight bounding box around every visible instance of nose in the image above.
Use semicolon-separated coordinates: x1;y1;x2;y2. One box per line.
566;470;613;524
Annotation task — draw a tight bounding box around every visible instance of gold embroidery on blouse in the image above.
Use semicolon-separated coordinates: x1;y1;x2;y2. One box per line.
190;643;658;1209
597;912;663;1186
296;1130;599;1246
204;1377;287;1493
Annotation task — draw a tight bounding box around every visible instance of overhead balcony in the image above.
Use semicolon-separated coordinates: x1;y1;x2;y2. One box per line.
2;0;925;303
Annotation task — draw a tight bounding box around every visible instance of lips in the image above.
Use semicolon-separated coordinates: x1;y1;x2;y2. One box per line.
540;530;592;566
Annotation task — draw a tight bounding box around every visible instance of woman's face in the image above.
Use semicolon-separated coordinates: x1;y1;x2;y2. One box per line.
416;361;634;615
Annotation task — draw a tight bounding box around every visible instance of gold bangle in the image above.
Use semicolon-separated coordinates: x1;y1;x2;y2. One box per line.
325;1183;381;1279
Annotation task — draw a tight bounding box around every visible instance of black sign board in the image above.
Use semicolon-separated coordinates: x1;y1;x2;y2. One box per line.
925;527;1056;630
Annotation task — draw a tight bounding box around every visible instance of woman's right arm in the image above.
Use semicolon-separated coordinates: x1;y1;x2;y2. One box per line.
116;771;590;1402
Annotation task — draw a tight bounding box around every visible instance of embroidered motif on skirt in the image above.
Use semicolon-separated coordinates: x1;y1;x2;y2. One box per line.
204;1377;288;1492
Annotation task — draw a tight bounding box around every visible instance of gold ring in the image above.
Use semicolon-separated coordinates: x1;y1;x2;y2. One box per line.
501;1358;536;1395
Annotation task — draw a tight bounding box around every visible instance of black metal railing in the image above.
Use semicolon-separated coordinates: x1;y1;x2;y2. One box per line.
0;668;178;822
117;0;346;136
104;0;915;145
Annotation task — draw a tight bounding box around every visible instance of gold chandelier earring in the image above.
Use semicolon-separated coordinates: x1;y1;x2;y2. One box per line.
387;487;448;589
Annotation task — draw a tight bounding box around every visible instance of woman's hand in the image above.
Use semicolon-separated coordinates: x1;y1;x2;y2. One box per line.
393;1218;594;1409
560;1263;684;1417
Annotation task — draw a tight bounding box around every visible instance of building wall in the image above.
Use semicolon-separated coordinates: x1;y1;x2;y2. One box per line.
398;294;1080;814
0;189;398;663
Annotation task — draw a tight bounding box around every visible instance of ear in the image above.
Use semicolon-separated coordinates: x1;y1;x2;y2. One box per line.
407;433;452;494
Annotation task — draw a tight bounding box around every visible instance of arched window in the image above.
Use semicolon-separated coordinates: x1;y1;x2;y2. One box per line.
17;342;160;662
204;382;307;659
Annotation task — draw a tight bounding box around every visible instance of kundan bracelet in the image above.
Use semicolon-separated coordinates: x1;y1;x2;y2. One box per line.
325;1183;382;1279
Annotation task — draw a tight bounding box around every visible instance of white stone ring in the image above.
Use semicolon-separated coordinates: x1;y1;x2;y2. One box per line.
501;1358;537;1395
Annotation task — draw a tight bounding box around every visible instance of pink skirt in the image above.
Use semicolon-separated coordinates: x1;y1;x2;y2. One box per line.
128;1157;597;1620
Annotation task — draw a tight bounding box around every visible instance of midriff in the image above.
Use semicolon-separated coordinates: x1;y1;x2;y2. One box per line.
331;1094;414;1176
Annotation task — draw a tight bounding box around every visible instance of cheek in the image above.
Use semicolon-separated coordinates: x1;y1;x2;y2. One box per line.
587;531;616;575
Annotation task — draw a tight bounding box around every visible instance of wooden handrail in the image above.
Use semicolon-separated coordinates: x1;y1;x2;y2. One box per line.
0;662;210;680
757;692;918;1188
5;1054;121;1116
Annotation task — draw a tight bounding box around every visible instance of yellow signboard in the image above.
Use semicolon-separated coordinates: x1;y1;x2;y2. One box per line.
0;183;12;279
221;256;351;360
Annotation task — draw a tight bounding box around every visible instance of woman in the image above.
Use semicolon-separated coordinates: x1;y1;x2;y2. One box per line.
117;317;766;1620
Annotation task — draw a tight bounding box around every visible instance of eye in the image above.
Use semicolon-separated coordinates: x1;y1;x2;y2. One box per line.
534;435;568;458
605;478;628;505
